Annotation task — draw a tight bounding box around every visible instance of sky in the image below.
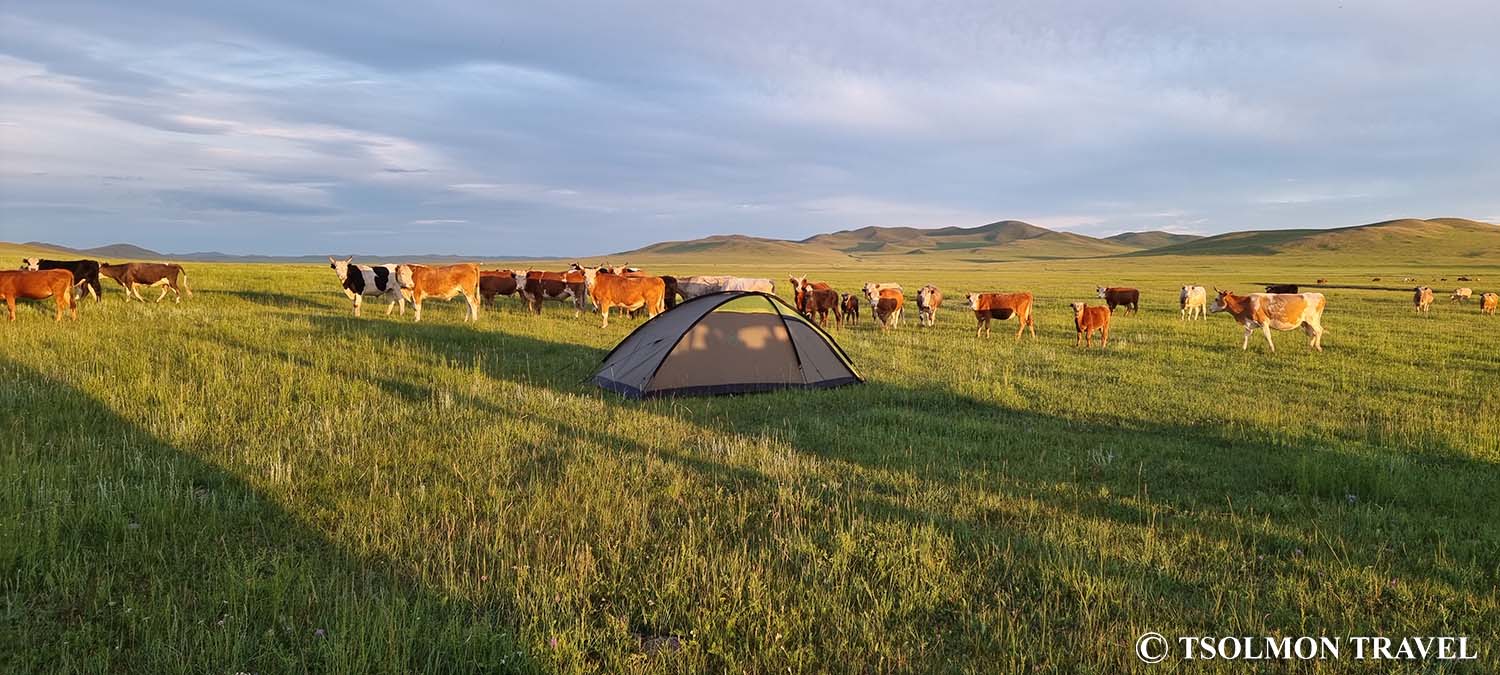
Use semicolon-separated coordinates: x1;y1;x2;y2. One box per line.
2;1;1498;256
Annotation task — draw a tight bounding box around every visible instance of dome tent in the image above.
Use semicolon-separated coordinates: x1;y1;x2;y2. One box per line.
592;291;863;399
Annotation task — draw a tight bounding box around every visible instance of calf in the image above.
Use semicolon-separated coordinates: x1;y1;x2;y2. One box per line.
21;258;102;302
1265;284;1299;294
1450;287;1473;303
1095;286;1138;314
964;292;1036;339
916;284;942;327
1179;285;1207;320
99;262;191;303
479;270;521;307
520;269;587;315
1070;302;1110;348
581;267;666;327
1480;292;1498;316
793;278;841;329
0;269;77;321
328;256;407;316
874;288;903;330
1209;289;1326;352
396;263;480;322
841;293;860;323
1413;286;1434;312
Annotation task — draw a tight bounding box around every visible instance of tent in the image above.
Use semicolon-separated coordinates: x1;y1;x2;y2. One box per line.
591;291;863;399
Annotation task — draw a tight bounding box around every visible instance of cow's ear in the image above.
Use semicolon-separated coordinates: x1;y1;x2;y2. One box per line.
344;256;354;263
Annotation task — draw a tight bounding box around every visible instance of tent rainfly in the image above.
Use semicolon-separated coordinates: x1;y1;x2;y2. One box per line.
591;291;863;399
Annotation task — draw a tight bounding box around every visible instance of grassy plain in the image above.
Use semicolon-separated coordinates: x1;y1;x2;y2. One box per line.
2;241;1499;673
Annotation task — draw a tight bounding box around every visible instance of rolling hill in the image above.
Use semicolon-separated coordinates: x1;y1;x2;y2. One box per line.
614;234;852;263
1134;218;1500;259
797;220;1136;259
1104;231;1203;249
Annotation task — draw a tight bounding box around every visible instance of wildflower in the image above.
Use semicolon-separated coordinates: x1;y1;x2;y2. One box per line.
549;636;558;649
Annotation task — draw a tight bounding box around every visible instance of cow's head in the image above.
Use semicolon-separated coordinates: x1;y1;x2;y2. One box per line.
20;257;40;270
918;284;939;305
965;293;981;310
788;275;806;290
861;282;879;304
328;256;354;281
578;265;601;288
1208;288;1233;313
1095;286;1108;298
1069;302;1085;317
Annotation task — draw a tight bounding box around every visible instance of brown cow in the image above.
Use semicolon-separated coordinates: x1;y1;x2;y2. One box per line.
396;263;480;322
840;293;860;323
99;262;191;303
792;277;841;328
1095;286;1138;314
0;269;77;321
916;284;942;327
520;269;587;315
965;292;1036;339
1070;302;1109;348
1413;286;1434;312
479;270;521;307
581;267;666;327
874;288;903;329
1209;289;1326;351
1481;292;1498;316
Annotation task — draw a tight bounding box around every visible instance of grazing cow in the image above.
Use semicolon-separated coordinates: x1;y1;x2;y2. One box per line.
1413;286;1434;312
916;285;942;327
1179;285;1207;320
328;256;406;316
841;293;860;323
792;278;841;328
396;263;480;322
1371;277;1382;281
0;269;77;321
580;267;666;327
964;292;1036;339
675;275;776;300
21;258;102;302
1209;289;1326;352
1095;286;1138;314
99;262;191;303
1316;278;1328;284
1481;292;1498;316
1457;276;1472;281
1070;302;1110;348
478;270;522;307
1450;287;1473;303
520;269;587;315
874;288;903;330
1264;284;1299;294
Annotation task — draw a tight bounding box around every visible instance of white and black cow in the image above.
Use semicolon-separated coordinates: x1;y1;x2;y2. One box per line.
328;256;408;317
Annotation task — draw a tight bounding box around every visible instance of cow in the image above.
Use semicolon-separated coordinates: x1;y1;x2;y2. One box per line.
1209;289;1326;352
964;292;1036;339
99;262;191;303
395;263;480;322
874;288;903;330
916;285;942;327
580;267;666;327
1457;276;1473;281
0;269;77;321
862;283;903;326
1070;302;1110;348
1264;284;1299;294
1179;285;1207;320
792;278;841;329
841;293;860;323
1413;286;1434;313
478;270;521;307
1316;278;1328;284
1371;277;1382;281
21;258;102;302
1481;292;1498;316
520;269;587;315
1095;286;1138;314
328;256;407;316
1450;288;1473;303
675;275;776;300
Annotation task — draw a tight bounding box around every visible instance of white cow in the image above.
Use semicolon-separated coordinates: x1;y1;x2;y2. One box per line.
1450;287;1473;303
675;275;775;300
1179;284;1207;320
328;256;408;317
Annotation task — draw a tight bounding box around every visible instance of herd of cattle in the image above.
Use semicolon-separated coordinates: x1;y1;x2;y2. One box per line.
5;255;1499;352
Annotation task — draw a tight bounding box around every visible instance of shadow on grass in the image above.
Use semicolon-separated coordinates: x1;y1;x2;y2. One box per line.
0;357;533;673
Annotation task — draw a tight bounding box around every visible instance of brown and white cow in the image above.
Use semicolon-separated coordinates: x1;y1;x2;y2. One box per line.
0;269;77;321
1095;286;1138;314
1450;287;1473;303
99;262;191;303
1480;292;1498;316
1070;302;1110;348
861;282;902;306
964;292;1035;339
874;288;903;330
1413;286;1434;312
841;293;860;323
792;277;841;328
1179;285;1207;320
1209;289;1326;352
520;269;587;315
916;285;942;327
396;263;480;322
479;270;521;307
581;267;666;327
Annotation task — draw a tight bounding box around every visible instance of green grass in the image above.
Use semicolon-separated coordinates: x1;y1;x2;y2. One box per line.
3;246;1499;673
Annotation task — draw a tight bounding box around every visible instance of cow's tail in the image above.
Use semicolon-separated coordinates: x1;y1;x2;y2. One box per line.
661;275;679;309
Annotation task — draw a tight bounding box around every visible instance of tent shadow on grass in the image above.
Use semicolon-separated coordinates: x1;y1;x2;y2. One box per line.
0;357;533;673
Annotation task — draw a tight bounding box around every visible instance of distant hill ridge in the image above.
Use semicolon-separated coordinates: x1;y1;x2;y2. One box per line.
1131;217;1500;258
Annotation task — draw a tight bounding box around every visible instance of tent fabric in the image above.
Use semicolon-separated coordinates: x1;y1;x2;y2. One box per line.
592;291;863;399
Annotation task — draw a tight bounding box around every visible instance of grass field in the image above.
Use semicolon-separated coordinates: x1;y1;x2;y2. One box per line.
3;244;1499;673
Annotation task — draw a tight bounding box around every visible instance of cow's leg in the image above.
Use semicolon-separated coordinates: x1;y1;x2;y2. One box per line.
1101;326;1108;349
599;304;610;328
1241;323;1253;350
1261;324;1275;352
412;293;423;322
466;291;479;322
354;294;364;317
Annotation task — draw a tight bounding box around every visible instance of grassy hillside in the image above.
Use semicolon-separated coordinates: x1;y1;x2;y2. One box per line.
1103;231;1203;249
1139;217;1500;260
4;250;1499;673
796;220;1136;260
611;234;852;264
